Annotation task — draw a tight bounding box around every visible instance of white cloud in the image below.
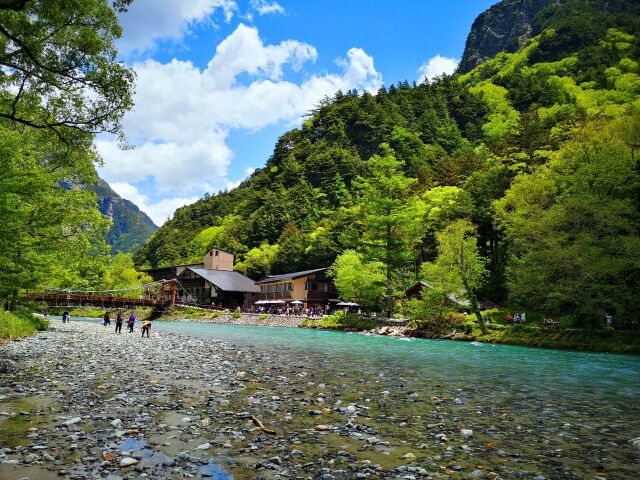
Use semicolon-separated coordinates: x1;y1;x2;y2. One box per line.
117;0;238;56
251;0;285;16
417;54;459;83
98;24;382;224
110;182;199;226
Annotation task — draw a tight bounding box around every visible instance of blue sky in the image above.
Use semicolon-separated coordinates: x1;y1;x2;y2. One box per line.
96;0;496;225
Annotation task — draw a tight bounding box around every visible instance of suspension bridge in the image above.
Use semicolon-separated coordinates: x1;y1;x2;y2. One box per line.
23;279;178;309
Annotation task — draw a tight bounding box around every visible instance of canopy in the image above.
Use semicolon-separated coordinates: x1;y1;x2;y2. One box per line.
291;300;303;305
336;301;360;307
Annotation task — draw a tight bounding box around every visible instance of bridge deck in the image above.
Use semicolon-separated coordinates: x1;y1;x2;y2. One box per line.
24;292;170;308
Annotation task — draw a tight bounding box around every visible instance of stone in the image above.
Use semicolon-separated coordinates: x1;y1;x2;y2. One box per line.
119;457;138;467
110;419;122;427
64;417;82;426
470;470;485;478
460;428;473;438
176;452;190;461
196;443;210;450
402;452;416;460
315;424;330;431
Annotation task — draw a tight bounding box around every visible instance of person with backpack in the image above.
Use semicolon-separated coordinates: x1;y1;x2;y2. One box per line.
115;311;124;334
103;311;111;326
127;312;136;333
62;310;69;324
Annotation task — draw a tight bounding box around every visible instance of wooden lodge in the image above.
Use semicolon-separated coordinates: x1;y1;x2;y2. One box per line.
255;268;338;308
144;249;259;309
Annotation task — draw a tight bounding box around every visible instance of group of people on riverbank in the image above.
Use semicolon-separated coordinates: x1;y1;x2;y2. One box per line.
102;310;151;337
59;310;151;337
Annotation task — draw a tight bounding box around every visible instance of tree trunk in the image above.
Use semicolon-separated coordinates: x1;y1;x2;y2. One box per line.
464;282;487;335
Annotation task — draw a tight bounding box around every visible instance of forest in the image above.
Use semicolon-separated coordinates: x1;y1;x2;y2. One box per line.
135;0;640;328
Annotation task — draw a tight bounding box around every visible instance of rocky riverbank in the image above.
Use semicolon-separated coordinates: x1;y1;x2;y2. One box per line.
173;313;307;328
1;319;639;479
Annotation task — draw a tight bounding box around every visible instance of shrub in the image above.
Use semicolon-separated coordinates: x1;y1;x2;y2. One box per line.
232;310;241;319
0;311;48;339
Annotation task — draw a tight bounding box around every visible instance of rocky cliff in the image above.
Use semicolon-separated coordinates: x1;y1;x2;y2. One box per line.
458;0;557;73
89;179;157;254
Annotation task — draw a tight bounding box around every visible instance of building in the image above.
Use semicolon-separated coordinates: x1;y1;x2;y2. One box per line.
255;268;338;308
144;249;259;309
405;281;497;311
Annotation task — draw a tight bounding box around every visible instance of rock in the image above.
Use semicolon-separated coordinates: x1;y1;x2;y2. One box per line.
629;437;640;450
23;453;37;463
119;457;138;467
268;456;282;465
201;418;210;427
402;452;416;460
176;452;189;461
64;417;82;426
110;419;122;427
290;450;304;457
460;428;473;438
315;424;330;431
470;470;485;478
196;443;210;450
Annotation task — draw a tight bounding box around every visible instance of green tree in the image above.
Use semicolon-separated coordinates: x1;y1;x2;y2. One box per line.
103;253;151;290
355;145;419;316
0;0;134;140
328;250;385;311
235;243;278;279
421;220;490;334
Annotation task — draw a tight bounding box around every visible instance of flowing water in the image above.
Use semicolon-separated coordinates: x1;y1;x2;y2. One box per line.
67;317;640;478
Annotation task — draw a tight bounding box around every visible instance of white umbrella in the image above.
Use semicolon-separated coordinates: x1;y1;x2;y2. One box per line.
291;300;303;305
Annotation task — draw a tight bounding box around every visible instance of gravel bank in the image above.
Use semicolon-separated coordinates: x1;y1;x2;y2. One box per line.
0;320;638;479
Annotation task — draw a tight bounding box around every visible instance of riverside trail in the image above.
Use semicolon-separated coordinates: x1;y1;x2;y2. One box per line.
0;319;639;479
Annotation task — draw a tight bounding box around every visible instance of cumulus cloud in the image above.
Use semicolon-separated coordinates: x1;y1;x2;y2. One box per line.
117;0;238;56
98;24;382;224
251;0;285;16
417;54;459;83
110;182;200;226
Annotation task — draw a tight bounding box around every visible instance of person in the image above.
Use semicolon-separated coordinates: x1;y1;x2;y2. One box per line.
141;319;151;338
103;311;111;327
605;313;613;328
62;310;69;324
127;312;136;333
115;310;124;334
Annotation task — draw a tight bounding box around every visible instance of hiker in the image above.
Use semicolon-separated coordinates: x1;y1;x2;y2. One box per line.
103;311;111;326
127;312;136;333
62;310;69;324
115;311;124;334
141;319;151;338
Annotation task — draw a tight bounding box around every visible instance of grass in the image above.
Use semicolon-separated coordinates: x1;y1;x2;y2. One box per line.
302;312;380;330
0;310;49;340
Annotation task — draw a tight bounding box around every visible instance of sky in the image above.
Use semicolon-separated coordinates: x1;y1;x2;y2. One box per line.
96;0;497;225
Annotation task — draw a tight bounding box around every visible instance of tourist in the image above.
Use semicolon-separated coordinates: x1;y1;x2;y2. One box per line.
127;312;136;333
605;313;613;328
141;319;151;337
103;311;111;326
62;310;69;324
115;311;124;334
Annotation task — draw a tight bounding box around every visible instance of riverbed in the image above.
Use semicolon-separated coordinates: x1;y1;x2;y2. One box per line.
0;317;638;479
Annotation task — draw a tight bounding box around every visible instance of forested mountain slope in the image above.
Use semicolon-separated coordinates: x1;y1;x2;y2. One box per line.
90;179;157;253
135;0;640;325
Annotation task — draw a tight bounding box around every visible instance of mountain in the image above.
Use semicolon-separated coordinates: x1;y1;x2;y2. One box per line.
458;0;556;74
134;0;639;324
90;179;157;254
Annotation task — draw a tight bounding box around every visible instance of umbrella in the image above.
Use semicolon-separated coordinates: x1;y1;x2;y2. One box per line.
337;301;359;307
291;300;303;305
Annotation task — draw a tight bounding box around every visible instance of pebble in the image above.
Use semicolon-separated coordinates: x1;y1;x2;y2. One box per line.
119;457;138;466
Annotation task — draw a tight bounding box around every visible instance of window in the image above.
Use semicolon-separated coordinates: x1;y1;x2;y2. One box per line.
215;250;219;256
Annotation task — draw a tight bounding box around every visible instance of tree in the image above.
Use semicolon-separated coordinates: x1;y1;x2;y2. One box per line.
0;124;109;307
328;250;385;311
103;253;151;290
355;144;419;317
0;0;135;141
235;243;278;279
421;220;490;334
496;120;640;326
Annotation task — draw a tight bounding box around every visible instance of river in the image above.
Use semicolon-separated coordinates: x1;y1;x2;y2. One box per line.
41;316;640;477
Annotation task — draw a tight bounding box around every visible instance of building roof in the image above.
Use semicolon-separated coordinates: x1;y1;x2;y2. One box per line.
406;281;497;310
255;267;328;284
186;267;260;293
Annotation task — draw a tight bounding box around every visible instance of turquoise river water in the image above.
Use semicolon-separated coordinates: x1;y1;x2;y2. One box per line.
67;317;640;478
